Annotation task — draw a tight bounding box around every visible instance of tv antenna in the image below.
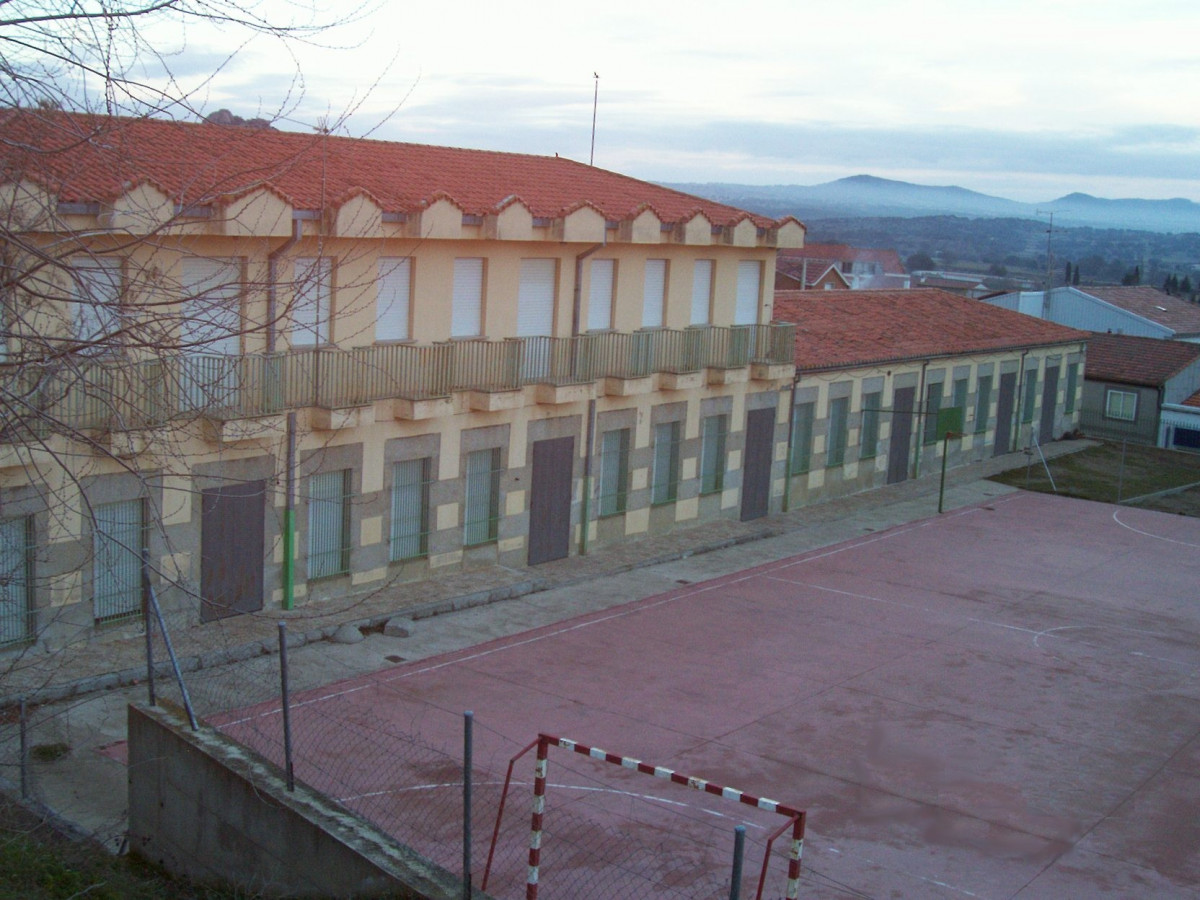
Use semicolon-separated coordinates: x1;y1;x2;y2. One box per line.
1037;209;1055;291
590;72;599;166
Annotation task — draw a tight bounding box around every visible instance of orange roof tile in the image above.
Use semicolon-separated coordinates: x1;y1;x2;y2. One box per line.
1076;286;1200;335
1;110;777;227
773;288;1087;371
1083;333;1200;387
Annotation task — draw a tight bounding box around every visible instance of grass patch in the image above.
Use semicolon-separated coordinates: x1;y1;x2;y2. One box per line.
0;798;253;900
990;441;1200;515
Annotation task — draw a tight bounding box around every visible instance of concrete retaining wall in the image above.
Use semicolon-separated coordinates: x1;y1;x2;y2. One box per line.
127;703;484;899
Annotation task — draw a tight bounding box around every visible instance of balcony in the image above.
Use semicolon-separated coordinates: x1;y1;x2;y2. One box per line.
0;324;795;438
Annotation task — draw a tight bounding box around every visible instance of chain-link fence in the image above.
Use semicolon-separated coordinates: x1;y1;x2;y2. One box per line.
1;591;807;899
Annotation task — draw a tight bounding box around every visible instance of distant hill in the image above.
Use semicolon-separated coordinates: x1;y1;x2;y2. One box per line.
665;175;1200;234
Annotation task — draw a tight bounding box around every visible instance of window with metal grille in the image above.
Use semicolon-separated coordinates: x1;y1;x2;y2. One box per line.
0;516;33;646
860;392;881;459
390;458;431;561
597;428;630;516
93;500;144;622
464;448;502;546
828;397;850;466
953;378;969;427
975;375;992;434
923;383;943;444
307;470;352;579
292;257;332;347
1022;372;1039;423
790;402;815;474
1105;389;1138;421
1065;363;1078;414
651;421;681;505
700;414;728;494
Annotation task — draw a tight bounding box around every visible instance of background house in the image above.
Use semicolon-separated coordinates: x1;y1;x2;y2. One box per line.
775;243;909;291
1080;333;1200;447
0;110;804;648
982;285;1200;341
773;289;1087;507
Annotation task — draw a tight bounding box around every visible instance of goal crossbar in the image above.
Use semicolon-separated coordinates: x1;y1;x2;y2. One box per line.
482;733;806;900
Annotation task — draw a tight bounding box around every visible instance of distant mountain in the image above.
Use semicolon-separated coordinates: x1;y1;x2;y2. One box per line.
664;176;1200;234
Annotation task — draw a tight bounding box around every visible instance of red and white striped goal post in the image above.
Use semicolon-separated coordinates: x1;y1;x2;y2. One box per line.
482;733;807;900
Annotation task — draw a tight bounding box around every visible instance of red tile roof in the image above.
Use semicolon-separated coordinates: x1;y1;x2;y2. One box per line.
773;288;1087;371
1;110;779;227
1083;333;1200;387
1181;389;1200;409
1076;286;1200;335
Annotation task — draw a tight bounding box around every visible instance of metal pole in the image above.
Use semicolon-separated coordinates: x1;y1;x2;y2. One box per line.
729;824;746;900
283;411;297;610
279;622;295;791
1117;439;1127;503
463;710;474;900
144;565;198;730
142;555;156;707
19;697;28;800
589;73;599;166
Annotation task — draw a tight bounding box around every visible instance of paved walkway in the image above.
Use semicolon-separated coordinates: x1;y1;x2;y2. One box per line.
0;440;1092;709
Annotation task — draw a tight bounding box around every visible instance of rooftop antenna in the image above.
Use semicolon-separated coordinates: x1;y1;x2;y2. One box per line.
590;72;599;166
1037;209;1055;291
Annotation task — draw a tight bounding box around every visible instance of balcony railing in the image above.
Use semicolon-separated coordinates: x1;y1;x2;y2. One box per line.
0;324;794;437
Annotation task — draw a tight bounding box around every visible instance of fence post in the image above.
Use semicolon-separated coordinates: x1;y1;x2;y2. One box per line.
141;554;156;707
279;622;295;792
729;824;746;900
19;697;28;800
463;710;474;900
1117;439;1128;503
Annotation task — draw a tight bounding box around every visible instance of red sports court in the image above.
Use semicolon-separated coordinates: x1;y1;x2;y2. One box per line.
220;491;1200;898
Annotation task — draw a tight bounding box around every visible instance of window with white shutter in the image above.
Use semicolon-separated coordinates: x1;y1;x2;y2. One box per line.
377;257;412;341
735;260;761;325
642;259;667;328
588;259;615;331
452;258;484;337
292;257;331;347
691;260;713;325
517;259;556;336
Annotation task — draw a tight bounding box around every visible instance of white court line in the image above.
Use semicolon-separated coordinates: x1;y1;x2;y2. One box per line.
223;499;1011;725
338;780;769;829
765;577;1194;669
1111;507;1200;549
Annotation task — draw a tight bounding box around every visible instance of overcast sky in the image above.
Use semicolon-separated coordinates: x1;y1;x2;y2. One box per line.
157;0;1200;203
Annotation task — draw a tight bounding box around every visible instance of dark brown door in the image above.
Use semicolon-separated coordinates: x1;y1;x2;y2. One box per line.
994;372;1017;456
200;480;265;622
528;437;574;565
887;386;915;484
1039;366;1059;444
740;408;775;521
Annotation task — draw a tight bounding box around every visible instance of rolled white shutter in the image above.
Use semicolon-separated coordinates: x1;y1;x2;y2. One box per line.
735;260;761;325
452;258;484;337
517;258;556;337
691;260;713;325
588;259;615;331
642;259;666;328
377;257;411;341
